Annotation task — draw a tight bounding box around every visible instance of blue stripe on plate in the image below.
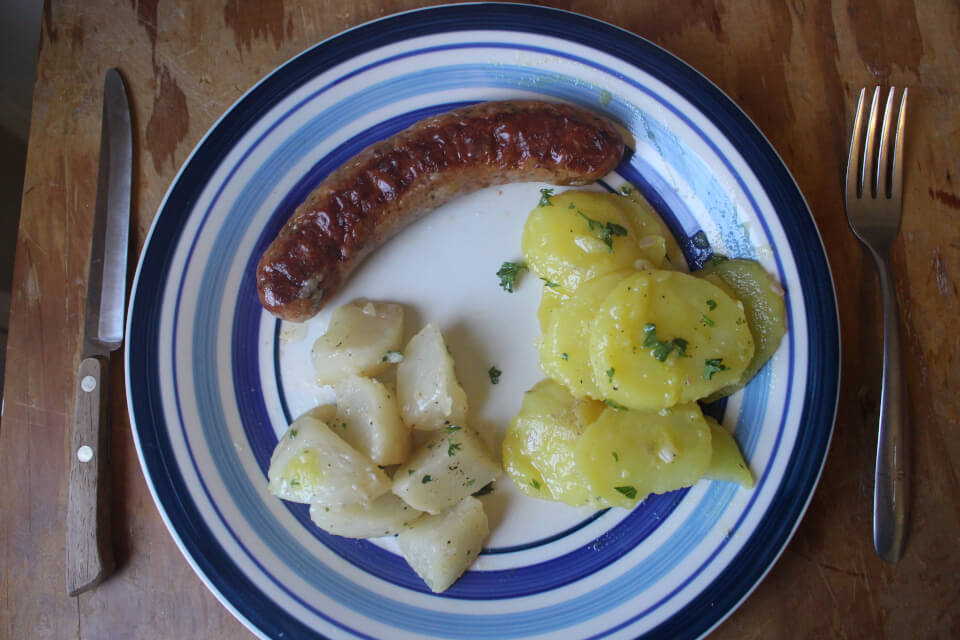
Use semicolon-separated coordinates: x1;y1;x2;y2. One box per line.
127;4;837;639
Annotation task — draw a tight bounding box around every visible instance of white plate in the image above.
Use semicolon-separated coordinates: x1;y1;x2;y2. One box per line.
126;4;839;638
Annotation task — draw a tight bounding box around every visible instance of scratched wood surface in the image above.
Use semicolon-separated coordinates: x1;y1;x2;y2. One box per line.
1;1;957;638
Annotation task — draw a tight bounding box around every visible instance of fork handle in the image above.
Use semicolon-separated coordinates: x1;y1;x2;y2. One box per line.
871;250;909;563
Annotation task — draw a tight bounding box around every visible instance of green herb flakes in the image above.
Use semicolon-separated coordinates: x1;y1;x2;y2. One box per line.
497;261;528;293
576;209;628;252
703;358;728;380
488;366;502;385
615;485;638;500
472;482;495;497
605;399;628;411
538;188;555;207
421;475;434;484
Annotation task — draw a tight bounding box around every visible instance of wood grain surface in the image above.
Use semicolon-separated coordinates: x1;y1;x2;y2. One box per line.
1;1;958;638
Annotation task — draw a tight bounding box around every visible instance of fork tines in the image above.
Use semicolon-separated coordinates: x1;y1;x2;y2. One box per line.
846;87;908;202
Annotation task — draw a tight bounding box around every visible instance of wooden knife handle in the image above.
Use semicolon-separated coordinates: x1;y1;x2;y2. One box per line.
66;356;115;596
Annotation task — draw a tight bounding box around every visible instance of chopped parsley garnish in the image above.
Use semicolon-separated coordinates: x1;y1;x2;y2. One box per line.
605;399;628;411
615;485;638;500
488;366;502;385
289;429;297;439
568;202;576;209
448;442;462;457
538;188;555;207
620;184;634;195
408;469;415;476
708;253;729;266
421;475;434;484
612;451;620;462
706;299;718;311
561;353;569;360
703;358;728;379
465;478;476;487
606;367;615;382
529;479;541;490
672;337;689;357
444;425;462;434
472;482;495;497
642;323;688;362
381;350;404;363
576;209;628;252
497;261;528;292
701;314;715;327
540;278;560;288
289;479;300;486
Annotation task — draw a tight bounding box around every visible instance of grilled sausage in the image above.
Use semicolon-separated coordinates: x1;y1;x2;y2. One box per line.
256;100;624;321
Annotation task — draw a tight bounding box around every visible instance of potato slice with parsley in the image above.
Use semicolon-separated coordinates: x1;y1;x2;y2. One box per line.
575;402;712;508
702;416;754;488
614;191;688;272
590;270;754;410
311;301;403;386
539;270;631;399
397;496;489;593
522;190;666;295
697;258;787;401
503;379;607;508
332;376;410;466
392;427;500;514
396;322;468;431
267;415;391;507
309;493;424;538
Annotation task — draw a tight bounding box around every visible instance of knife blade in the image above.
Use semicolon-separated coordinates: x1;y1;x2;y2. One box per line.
66;68;132;597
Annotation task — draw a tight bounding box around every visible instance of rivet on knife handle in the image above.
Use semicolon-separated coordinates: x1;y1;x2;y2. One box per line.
67;356;115;596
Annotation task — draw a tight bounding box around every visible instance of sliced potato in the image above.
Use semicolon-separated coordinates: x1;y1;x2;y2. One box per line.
590;270;755;410
396;322;468;431
703;416;754;488
522;191;666;295
332;376;410;466
615;192;688;272
539;270;631;399
697;258;787;401
392;427;500;514
575;402;713;508
397;496;488;593
267;415;391;507
502;379;607;508
309;493;424;538
312;301;404;386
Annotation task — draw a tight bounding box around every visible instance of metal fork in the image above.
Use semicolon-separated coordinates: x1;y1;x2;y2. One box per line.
844;86;909;563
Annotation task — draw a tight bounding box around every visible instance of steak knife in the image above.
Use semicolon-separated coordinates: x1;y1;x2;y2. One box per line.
66;68;132;597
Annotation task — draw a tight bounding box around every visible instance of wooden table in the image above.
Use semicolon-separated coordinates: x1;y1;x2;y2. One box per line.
2;1;958;637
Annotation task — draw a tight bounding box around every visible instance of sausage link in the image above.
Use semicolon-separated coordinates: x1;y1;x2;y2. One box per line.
256;100;624;321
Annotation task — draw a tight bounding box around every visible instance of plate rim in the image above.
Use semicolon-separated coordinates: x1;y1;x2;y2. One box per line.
124;4;840;639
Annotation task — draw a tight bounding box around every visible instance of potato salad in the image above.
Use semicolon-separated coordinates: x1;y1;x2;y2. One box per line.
503;189;786;508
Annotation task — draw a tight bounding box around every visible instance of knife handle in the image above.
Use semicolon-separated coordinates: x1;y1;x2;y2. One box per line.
66;356;115;596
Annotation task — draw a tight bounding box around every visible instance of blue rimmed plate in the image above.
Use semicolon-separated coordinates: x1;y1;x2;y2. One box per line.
125;4;839;638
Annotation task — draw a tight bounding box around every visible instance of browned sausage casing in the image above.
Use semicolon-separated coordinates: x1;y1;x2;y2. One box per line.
256;100;624;321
